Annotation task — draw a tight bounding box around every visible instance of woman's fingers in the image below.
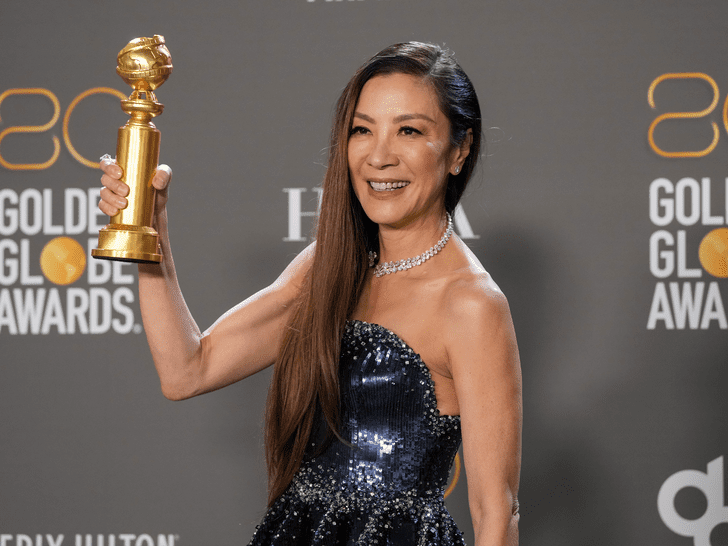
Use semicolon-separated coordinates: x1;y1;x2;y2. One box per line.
99;154;122;179
100;172;129;197
153;164;172;191
98;154;127;216
151;164;172;215
99;186;127;215
99;155;129;196
98;155;172;217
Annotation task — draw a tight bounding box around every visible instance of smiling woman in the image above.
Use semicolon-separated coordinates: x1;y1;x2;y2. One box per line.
348;73;471;232
98;41;521;546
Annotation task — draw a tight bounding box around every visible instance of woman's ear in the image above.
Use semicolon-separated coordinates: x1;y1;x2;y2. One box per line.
451;128;473;174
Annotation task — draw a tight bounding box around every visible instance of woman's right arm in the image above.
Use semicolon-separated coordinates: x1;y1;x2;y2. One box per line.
99;158;311;400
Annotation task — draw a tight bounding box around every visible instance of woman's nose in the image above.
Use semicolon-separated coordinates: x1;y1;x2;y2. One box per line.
367;135;398;169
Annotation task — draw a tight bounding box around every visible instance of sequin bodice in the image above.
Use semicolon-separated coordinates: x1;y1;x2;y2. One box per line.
248;320;464;545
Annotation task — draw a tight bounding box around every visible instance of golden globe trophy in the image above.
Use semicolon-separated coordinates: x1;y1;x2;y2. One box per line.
92;35;172;264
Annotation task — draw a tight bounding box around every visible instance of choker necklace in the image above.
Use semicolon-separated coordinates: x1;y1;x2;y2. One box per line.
368;213;453;277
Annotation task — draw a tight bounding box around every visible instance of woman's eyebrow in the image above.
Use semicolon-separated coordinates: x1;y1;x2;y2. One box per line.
352;112;436;124
353;112;375;123
393;113;435;123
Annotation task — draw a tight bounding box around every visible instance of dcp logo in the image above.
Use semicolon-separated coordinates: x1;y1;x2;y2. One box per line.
658;456;728;546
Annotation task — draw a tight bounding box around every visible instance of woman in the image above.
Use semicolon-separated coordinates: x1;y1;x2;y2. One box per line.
99;42;521;546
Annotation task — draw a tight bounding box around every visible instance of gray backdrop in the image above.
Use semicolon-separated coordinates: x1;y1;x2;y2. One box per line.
1;1;727;545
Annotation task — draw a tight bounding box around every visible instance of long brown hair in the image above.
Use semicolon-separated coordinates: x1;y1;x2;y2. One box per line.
264;42;482;505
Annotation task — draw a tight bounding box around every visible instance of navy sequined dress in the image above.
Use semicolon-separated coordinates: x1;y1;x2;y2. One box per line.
248;320;464;545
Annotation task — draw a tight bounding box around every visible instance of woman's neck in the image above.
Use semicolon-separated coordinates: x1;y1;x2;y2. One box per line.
376;210;448;265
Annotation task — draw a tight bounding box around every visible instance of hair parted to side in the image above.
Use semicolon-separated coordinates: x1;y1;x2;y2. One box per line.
264;41;483;506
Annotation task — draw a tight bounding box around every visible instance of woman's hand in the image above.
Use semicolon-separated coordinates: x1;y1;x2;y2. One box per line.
98;154;173;221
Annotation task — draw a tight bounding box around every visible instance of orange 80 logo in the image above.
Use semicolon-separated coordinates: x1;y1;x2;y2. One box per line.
0;87;126;170
648;73;728;158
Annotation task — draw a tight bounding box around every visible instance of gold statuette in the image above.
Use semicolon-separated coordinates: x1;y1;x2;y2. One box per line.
92;35;172;263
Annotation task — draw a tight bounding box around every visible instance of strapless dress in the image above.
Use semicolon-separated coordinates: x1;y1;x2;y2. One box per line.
248;319;464;545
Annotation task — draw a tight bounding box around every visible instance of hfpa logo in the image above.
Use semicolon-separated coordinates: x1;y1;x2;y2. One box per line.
282;187;480;242
658;456;728;546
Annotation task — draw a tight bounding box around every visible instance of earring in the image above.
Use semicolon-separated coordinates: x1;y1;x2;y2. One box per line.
454;166;460;174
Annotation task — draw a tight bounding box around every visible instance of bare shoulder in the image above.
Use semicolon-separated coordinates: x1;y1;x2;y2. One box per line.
272;241;316;295
202;242;315;337
441;241;512;330
438;240;518;369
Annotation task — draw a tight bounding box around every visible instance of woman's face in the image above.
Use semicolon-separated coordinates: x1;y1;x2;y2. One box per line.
347;73;464;229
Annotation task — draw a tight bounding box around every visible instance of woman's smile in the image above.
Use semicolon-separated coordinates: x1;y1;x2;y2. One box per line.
368;179;411;192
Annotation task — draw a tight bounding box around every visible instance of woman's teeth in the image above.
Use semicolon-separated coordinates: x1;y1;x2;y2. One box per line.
369;181;410;192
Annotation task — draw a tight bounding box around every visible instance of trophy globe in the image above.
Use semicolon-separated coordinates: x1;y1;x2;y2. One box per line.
92;35;173;264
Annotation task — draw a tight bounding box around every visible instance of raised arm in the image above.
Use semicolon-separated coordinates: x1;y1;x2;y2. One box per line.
99;158;311;400
444;278;522;546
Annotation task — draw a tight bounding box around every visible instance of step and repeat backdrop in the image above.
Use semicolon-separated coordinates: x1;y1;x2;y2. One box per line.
1;1;727;545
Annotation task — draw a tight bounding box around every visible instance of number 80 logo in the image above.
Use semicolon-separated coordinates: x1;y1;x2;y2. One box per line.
648;73;728;158
0;87;126;170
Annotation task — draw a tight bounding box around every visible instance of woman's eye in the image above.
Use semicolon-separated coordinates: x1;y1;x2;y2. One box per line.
400;126;421;136
350;126;369;136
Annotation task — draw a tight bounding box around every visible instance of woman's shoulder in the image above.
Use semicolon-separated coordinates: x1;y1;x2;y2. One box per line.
438;240;513;337
436;241;518;375
271;242;316;297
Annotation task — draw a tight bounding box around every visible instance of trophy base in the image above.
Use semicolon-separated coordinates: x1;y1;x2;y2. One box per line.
92;224;162;264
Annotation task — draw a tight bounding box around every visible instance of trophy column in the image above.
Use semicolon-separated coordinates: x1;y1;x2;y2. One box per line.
92;35;172;264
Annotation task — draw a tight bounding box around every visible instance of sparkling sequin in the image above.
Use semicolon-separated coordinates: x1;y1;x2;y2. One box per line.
248;320;464;545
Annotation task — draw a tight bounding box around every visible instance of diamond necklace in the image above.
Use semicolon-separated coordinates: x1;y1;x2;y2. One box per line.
368;213;453;278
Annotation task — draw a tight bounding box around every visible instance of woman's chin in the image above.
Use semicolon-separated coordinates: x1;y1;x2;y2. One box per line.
360;201;445;230
360;206;407;227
